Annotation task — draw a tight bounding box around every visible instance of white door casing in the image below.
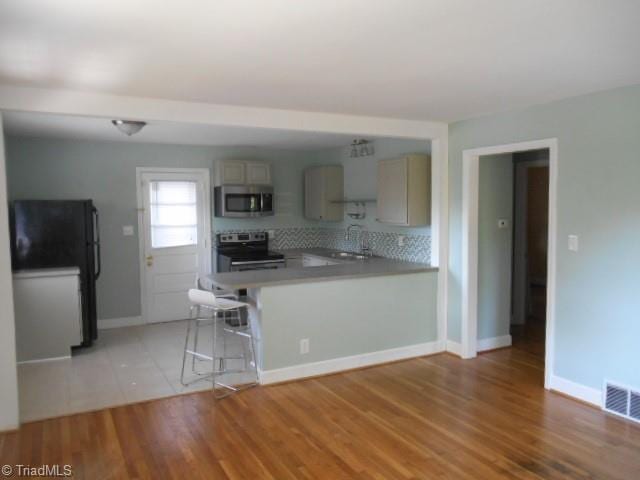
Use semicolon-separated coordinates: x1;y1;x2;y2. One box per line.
136;168;211;324
461;138;557;390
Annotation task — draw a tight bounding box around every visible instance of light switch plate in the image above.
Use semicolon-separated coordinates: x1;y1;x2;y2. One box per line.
268;230;275;239
397;235;406;247
123;225;135;236
568;234;579;251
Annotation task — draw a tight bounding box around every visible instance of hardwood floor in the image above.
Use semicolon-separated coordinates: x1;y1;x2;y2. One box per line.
511;285;547;360
1;348;639;479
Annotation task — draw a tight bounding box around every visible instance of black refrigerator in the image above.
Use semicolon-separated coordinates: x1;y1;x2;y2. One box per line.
10;200;101;347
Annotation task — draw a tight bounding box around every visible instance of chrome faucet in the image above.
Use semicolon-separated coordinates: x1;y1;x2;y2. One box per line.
345;224;372;256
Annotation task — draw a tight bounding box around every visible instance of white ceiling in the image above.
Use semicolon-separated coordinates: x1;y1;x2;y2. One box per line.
1;0;640;122
2;111;375;149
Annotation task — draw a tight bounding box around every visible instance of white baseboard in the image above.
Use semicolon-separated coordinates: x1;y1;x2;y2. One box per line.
445;340;462;357
259;340;444;385
549;374;602;407
98;316;144;330
17;355;71;365
445;336;511;357
477;334;512;352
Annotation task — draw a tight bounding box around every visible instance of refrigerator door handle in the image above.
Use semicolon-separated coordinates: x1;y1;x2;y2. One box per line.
93;207;102;279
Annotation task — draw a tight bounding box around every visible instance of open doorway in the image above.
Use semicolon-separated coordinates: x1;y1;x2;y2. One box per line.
475;149;550;361
461;138;557;387
511;150;549;360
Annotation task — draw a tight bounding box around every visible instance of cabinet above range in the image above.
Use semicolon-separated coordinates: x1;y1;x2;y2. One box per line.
215;160;272;186
214;160;274;217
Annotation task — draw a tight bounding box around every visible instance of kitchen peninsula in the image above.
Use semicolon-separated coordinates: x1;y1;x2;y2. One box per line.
206;249;439;384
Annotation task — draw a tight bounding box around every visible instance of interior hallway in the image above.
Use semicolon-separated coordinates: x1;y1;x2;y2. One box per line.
3;347;639;479
510;285;547;363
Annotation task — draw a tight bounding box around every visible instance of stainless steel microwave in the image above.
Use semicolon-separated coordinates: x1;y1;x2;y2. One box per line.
214;185;274;217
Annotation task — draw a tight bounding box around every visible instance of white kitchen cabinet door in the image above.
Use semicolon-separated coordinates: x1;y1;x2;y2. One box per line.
377;155;430;226
304;167;325;220
246;162;272;185
377;157;409;224
218;161;246;185
304;165;343;221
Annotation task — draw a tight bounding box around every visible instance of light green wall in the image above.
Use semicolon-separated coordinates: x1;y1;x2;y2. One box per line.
448;84;640;390
258;271;438;370
5;136;319;320
313;138;431;234
5;136;432;321
478;154;513;340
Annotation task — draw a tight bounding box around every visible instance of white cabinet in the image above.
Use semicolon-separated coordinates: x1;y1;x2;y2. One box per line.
13;268;82;362
304;165;344;221
216;160;272;185
377;154;431;226
246;162;272;185
218;160;246;185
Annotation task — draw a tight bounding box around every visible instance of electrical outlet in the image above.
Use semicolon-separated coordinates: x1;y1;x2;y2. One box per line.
122;225;135;236
397;235;406;247
268;229;275;239
300;338;310;355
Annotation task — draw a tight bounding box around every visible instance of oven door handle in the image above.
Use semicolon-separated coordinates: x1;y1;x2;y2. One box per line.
230;259;285;266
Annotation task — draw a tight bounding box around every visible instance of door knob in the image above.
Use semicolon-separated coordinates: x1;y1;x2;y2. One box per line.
146;255;153;266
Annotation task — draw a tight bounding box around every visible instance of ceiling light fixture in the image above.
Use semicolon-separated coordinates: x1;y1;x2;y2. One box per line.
349;139;374;158
112;119;146;136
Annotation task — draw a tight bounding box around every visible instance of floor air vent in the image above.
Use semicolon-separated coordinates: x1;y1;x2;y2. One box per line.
603;381;640;424
630;391;640;422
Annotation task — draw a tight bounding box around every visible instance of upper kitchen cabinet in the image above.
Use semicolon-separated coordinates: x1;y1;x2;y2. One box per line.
246;162;272;185
216;160;272;186
304;165;344;221
377;154;431;226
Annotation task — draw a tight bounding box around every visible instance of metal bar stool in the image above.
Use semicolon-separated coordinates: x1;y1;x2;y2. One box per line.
187;279;239;376
180;288;259;399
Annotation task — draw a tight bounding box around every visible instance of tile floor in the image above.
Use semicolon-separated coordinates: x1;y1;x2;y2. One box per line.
18;319;254;422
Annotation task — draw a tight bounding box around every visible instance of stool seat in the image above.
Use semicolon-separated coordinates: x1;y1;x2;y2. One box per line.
188;289;248;311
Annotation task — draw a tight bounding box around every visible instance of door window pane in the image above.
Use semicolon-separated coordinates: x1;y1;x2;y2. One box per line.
150;181;198;248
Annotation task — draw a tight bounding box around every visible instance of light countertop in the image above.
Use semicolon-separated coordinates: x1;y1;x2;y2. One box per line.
205;248;437;290
13;267;81;279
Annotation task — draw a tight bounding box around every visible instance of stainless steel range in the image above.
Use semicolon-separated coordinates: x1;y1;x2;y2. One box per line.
215;232;285;272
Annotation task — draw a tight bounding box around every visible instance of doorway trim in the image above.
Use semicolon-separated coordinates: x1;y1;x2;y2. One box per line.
135;167;212;324
461;138;558;389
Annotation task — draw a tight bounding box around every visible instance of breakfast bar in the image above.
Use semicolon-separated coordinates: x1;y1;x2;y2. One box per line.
205;249;439;384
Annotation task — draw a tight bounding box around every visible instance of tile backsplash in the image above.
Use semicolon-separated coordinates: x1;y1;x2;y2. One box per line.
214;227;431;264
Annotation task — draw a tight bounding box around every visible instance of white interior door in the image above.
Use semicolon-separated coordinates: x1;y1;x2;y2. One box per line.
138;169;211;323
